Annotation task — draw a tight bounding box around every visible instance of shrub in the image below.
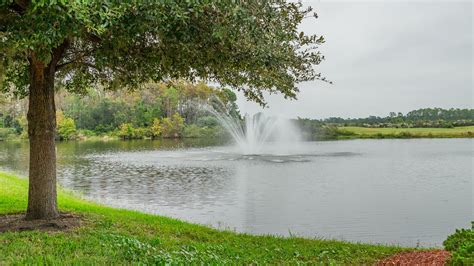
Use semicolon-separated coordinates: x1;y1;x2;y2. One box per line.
134;127;146;139
118;123;151;139
133;127;152;139
397;131;413;138
118;123;135;140
151;118;162;139
57;111;77;141
196;116;219;128
183;124;203;138
0;128;17;140
334;128;356;137
77;129;96;137
18;116;28;139
444;222;474;265
312;125;353;140
162;113;185;138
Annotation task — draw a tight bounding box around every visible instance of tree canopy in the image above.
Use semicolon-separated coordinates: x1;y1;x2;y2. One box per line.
1;0;325;105
1;0;327;220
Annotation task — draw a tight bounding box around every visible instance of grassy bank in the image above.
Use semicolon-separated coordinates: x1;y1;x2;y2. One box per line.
336;126;474;139
0;172;408;264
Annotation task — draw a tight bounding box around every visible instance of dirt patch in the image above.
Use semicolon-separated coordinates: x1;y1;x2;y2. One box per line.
377;250;451;266
0;213;81;233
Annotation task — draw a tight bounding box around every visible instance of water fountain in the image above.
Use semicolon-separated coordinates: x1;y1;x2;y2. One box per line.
206;105;303;155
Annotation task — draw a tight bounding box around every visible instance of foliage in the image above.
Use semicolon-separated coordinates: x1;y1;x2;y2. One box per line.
183;124;204;138
118;123;135;140
335;126;474;139
66;97;132;133
162;113;185;138
196;116;220;128
444;222;474;265
297;108;474;140
1;1;325;105
150;118;162;139
1;114;23;134
56;111;76;140
183;124;224;139
0;172;407;264
316;108;474;128
0;127;16;140
4;93;474;141
1;0;326;220
59;81;238;136
76;129;97;139
0;81;237;140
18;115;27;139
118;123;151;140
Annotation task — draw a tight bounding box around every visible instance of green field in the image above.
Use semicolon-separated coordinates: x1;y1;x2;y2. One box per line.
336;126;474;139
0;172;411;264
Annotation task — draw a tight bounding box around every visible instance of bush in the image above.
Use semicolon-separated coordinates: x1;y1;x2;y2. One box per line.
118;123;135;140
118;124;150;139
162;113;184;138
18;116;28;139
77;129;96;137
134;127;152;139
57;112;77;141
0;128;17;140
196;116;219;128
397;131;413;138
150;118;162;139
444;222;474;265
312;126;355;140
183;124;203;138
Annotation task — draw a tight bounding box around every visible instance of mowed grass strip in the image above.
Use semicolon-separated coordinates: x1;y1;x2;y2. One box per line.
0;172;409;264
337;126;474;139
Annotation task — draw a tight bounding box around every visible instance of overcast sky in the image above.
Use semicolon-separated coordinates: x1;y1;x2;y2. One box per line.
236;0;473;119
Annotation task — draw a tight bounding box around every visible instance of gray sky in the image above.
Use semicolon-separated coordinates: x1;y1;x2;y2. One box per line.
236;1;473;119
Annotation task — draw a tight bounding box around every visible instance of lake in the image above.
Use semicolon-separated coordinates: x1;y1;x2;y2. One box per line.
0;138;472;247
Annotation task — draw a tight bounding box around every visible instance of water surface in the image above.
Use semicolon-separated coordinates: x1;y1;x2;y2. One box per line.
0;138;472;247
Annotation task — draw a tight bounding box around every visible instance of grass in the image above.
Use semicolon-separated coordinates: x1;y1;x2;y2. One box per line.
0;172;411;264
336;126;474;139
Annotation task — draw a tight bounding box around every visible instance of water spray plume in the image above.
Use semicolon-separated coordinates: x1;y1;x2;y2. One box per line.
205;98;302;155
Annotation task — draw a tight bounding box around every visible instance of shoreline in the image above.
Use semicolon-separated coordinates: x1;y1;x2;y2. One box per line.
0;172;416;264
1;126;473;142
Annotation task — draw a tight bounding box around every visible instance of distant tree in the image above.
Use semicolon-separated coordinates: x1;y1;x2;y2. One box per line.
196;116;220;128
162;113;185;138
56;111;76;141
162;87;180;118
118;123;135;140
1;1;325;220
171;113;185;137
150;118;162;139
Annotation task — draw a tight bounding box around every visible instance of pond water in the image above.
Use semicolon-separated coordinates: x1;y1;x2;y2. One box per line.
0;138;472;247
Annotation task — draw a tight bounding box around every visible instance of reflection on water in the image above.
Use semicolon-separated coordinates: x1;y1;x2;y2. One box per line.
0;138;472;247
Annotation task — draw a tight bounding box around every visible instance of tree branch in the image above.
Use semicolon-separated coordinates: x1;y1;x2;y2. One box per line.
51;39;70;69
55;61;75;71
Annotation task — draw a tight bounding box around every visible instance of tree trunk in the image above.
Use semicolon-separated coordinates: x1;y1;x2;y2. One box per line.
25;55;59;220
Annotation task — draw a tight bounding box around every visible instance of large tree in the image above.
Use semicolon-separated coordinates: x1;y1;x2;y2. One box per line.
0;0;325;220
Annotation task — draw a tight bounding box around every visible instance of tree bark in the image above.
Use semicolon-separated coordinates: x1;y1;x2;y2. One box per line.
25;54;59;220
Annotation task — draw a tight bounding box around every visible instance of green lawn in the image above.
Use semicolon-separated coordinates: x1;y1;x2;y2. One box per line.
337;126;474;139
0;172;409;264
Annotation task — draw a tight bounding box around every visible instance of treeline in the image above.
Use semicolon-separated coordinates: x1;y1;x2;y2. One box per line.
0;81;239;140
297;108;474;140
320;108;474;128
2;90;473;142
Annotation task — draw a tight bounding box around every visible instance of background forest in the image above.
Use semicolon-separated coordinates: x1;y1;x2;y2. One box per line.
0;81;240;141
0;81;473;141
